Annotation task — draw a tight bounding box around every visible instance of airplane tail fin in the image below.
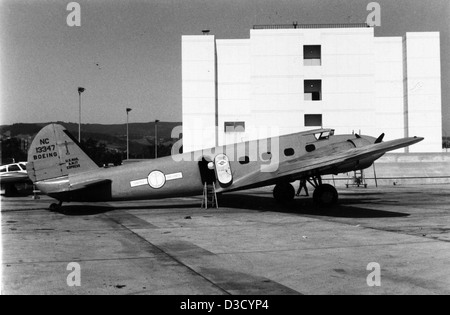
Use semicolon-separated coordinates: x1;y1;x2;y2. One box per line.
27;124;99;183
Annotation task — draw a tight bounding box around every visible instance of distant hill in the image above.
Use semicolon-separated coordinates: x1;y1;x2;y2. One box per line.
0;121;181;140
0;121;182;163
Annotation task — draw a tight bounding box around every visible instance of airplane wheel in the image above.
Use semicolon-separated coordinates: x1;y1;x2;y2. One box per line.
4;184;18;197
273;183;295;203
49;203;62;212
313;184;338;207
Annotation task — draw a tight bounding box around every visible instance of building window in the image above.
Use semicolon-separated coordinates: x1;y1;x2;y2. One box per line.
305;114;322;127
303;45;321;66
304;80;322;101
224;121;245;133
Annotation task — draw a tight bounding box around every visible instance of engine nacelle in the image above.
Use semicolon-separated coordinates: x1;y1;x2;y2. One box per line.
347;138;372;148
332;138;377;173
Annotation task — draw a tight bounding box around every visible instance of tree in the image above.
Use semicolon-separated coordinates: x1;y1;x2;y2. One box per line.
1;138;27;164
80;138;122;167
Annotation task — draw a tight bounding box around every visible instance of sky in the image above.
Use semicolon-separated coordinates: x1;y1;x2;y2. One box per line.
0;0;449;134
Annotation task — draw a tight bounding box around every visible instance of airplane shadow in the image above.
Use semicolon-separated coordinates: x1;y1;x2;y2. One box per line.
56;201;202;216
54;204;115;216
55;194;409;219
219;194;410;219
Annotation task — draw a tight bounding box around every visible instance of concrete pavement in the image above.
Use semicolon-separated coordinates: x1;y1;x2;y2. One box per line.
2;184;450;295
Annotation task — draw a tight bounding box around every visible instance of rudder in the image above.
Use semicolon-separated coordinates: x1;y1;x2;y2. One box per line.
27;124;98;183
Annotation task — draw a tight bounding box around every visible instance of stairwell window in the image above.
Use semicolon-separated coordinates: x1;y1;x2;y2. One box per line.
305;114;323;127
303;45;321;66
304;80;322;101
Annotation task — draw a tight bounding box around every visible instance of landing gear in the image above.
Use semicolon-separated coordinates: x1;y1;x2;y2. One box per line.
273;176;339;207
49;201;63;212
313;184;338;207
306;175;339;207
273;183;295;203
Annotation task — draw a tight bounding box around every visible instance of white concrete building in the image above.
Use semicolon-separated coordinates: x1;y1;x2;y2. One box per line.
182;24;442;153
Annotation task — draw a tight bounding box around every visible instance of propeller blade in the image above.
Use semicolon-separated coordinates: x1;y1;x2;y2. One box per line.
375;133;385;144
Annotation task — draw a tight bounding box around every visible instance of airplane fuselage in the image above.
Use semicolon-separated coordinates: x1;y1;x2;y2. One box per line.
35;129;380;202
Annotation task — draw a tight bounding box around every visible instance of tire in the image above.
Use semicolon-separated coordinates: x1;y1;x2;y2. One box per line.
273;183;295;203
4;184;18;197
313;184;338;207
49;203;63;212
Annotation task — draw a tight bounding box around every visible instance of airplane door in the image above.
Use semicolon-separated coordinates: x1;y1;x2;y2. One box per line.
214;154;233;187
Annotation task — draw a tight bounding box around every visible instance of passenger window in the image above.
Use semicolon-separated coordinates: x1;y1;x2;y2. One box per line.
239;156;250;165
284;148;295;157
306;144;316;152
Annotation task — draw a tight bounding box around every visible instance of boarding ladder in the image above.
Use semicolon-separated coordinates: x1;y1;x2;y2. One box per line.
346;170;368;188
201;182;218;209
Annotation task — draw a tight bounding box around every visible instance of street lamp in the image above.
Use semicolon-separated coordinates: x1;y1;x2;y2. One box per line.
155;119;160;159
78;87;85;142
126;108;132;160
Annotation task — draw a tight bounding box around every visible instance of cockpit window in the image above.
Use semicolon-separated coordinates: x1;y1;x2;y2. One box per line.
314;130;335;140
19;163;27;170
0;167;6;173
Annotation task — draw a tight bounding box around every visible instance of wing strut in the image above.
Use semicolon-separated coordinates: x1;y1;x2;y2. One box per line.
306;175;323;188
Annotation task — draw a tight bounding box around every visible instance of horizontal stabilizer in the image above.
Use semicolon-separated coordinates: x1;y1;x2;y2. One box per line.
69;178;112;191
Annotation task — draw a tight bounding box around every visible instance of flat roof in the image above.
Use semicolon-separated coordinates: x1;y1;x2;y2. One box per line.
253;23;370;30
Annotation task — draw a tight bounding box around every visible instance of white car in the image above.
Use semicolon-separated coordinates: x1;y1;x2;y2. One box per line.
0;162;31;196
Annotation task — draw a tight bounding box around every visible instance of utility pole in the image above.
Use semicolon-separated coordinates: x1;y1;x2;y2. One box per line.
126;108;132;160
78;87;85;142
155;119;160;159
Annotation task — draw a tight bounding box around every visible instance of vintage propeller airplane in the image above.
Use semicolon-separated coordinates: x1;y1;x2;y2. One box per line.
27;124;423;211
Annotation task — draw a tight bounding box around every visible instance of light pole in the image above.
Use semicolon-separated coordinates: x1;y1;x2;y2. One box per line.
444;130;448;153
78;87;85;142
126;108;132;160
155;119;160;159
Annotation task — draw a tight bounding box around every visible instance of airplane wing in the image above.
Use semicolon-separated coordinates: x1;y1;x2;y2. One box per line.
227;137;424;191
